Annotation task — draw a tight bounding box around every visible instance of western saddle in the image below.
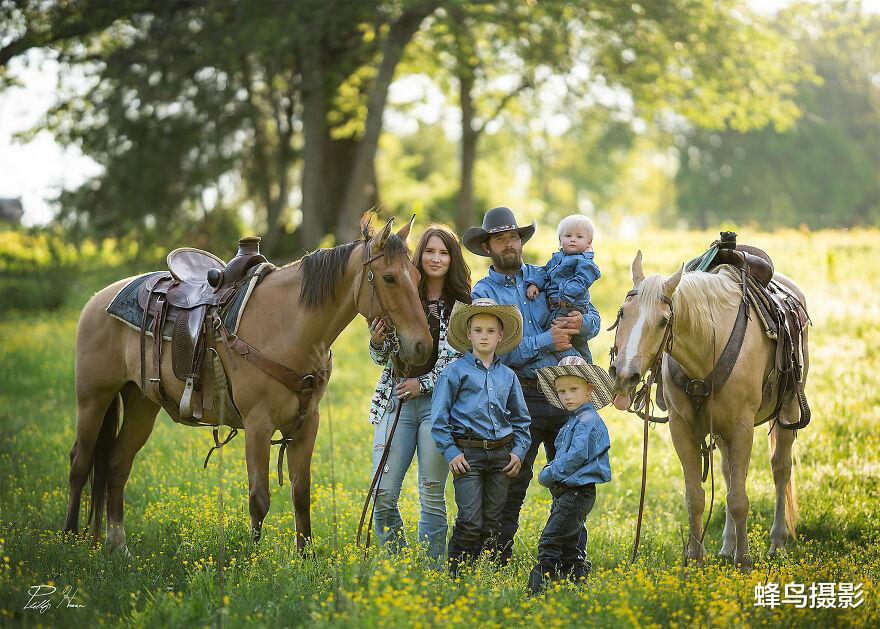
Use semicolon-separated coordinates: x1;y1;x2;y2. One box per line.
138;237;269;424
663;232;811;430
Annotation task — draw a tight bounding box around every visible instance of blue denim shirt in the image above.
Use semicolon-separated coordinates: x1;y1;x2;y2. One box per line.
431;352;531;464
538;401;611;487
472;264;601;377
525;250;601;308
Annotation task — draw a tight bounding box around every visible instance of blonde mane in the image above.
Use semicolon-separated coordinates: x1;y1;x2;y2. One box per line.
638;265;742;342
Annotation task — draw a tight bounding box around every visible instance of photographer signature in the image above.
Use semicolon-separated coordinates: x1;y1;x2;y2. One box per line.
23;585;86;613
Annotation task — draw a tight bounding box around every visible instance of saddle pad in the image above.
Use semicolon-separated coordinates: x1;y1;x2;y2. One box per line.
106;263;272;337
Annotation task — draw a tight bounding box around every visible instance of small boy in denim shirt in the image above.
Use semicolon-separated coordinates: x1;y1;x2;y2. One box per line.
432;298;531;573
527;355;614;593
525;214;600;358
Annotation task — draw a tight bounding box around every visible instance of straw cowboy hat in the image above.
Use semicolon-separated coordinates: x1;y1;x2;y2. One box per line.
537;356;615;410
447;298;524;355
462;206;536;257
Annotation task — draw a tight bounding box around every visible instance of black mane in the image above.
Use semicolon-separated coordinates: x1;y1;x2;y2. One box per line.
297;221;410;310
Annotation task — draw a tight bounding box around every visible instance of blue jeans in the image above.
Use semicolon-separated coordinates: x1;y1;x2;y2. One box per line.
371;394;449;558
447;444;512;572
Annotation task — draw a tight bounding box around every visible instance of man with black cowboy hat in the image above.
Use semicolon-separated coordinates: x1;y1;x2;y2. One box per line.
464;206;601;565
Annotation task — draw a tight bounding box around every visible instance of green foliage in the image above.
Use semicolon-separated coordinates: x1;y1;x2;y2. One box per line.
674;2;880;228
1;228;879;626
0;227;154;314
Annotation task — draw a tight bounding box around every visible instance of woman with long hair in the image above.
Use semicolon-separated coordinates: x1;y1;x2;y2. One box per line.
367;223;472;558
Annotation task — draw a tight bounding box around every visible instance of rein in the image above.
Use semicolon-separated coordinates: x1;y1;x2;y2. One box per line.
608;289;675;563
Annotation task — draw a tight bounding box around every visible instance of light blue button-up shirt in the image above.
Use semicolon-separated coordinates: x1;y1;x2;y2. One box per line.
538;401;612;487
431;352;531;464
472;264;601;378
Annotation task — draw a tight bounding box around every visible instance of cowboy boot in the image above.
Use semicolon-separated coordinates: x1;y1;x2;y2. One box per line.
527;563;557;595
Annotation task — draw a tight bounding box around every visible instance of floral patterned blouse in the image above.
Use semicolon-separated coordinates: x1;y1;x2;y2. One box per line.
368;298;462;424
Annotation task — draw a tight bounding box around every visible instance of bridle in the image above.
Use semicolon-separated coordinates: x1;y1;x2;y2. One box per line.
608;287;675;564
357;238;403;357
355;238;414;548
608;289;675;423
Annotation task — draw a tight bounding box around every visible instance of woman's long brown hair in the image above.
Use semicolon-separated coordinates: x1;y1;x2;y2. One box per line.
412;224;472;313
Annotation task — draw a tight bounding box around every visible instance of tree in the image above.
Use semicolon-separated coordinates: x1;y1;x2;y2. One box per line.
674;1;879;228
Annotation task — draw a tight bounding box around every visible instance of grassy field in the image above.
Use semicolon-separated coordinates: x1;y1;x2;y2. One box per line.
1;227;878;627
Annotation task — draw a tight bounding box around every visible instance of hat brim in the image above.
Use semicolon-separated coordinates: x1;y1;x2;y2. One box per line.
536;363;614;410
463;222;536;257
447;301;524;355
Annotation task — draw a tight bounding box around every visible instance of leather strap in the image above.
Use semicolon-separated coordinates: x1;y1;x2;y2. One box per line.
454;434;513;450
667;270;750;414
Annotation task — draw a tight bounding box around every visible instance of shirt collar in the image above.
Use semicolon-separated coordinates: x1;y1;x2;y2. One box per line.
573;401;596;416
465;351;500;369
487;264;524;287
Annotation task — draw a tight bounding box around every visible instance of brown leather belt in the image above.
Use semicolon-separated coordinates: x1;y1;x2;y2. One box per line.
454;433;513;450
517;376;538;389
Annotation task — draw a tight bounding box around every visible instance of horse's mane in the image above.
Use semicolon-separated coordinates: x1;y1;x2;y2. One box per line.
295;217;411;310
639;265;742;342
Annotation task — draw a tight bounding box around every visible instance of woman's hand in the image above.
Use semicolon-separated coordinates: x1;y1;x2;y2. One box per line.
395;378;421;401
369;317;388;346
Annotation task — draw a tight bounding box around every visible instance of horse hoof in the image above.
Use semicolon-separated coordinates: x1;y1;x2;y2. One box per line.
717;552;734;564
251;527;262;543
768;546;786;559
736;554;754;572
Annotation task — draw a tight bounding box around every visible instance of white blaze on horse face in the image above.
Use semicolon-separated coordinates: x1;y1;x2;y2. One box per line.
621;302;649;375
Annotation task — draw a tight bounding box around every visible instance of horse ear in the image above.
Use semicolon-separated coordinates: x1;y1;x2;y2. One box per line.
396;214;416;242
631;250;645;287
375;218;394;251
663;264;684;297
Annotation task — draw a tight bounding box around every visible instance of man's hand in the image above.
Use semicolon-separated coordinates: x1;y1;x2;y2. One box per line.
526;284;540;300
549;324;576;351
503;453;522;477
450;453;471;475
554;311;584;332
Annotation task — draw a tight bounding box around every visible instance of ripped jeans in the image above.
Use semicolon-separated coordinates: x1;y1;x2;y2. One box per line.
371;394;449;558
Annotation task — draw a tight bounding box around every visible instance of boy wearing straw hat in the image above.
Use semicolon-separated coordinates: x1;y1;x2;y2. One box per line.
431;298;531;573
527;355;614;594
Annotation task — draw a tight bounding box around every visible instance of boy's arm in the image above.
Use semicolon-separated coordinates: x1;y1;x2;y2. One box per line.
431;369;463;463
523;264;547;290
538;422;595;485
506;379;532;462
579;301;601;341
580;254;601;285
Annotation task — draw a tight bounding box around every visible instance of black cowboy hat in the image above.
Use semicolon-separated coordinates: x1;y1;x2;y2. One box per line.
462;206;536;257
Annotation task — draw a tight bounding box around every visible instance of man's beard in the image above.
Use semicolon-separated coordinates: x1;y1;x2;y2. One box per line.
488;248;521;273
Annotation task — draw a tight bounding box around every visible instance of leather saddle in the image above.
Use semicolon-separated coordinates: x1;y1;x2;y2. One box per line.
137;236;270;424
686;231;775;287
659;232;811;430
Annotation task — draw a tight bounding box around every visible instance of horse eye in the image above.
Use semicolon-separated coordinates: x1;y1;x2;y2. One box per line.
659;317;669;327
383;274;395;284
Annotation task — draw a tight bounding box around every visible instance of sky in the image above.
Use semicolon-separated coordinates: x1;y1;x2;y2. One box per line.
1;0;877;227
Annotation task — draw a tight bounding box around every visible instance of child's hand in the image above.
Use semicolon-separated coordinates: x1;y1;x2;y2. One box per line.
503;453;522;477
526;284;539;300
450;453;470;475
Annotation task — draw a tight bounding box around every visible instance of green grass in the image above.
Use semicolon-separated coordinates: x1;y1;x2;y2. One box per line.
1;228;878;627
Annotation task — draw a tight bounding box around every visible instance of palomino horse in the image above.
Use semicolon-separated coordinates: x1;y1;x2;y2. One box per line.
63;217;431;555
609;252;808;569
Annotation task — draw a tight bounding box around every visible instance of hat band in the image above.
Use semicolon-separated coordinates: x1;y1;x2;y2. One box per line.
487;224;517;233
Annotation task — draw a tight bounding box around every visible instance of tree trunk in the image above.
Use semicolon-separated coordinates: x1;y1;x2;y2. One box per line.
298;15;327;253
456;71;478;234
335;2;435;241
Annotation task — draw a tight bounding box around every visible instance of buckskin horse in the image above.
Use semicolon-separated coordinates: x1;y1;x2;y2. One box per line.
63;217;431;555
608;251;809;570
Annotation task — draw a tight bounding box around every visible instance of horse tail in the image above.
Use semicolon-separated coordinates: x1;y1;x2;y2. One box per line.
769;425;798;538
87;394;120;543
